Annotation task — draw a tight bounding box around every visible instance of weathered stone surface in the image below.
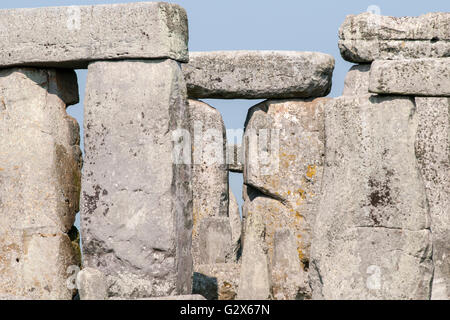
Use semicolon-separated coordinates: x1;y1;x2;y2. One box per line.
343;64;371;96
188;99;229;266
197;218;233;265
240;98;326;299
227;144;243;172
118;294;206;300
76;267;107;300
369;58;450;96
228;188;242;261
272;229;309;300
0;2;188;68
0;68;81;300
244;100;325;261
339;12;450;62
193;263;240;300
415;97;450;300
237;206;272;300
310;95;433;300
80;60;192;299
183;51;335;99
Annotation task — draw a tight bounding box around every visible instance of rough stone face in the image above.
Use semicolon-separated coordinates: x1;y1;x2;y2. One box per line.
0;2;188;68
239;98;326;299
193;263;240;300
76;267;107;300
339;12;450;62
369;58;450;96
80;60;192;299
415;97;450;300
197;218;233;264
343;64;371;96
237;208;272;300
227;144;243;173
188;99;229;266
183;51;335;99
0;68;81;300
310;95;433;300
228;188;242;261
272;229;310;300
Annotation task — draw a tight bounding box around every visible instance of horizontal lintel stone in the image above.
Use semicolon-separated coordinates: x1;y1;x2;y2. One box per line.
183;51;335;99
0;2;188;68
369;58;450;96
339;12;450;62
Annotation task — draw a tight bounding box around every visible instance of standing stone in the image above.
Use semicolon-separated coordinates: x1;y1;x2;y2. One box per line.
188;99;229;266
197;217;233;264
81;60;192;298
240;98;327;299
369;58;450;96
0;2;188;68
228;188;242;261
310;95;433;300
237;207;272;300
339;12;450;63
183;51;335;99
343;64;371;96
226;144;243;173
0;68;81;299
415;97;450;300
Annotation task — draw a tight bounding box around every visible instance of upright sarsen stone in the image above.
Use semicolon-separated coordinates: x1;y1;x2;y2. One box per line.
343;64;371;96
0;68;81;299
188;99;229;266
240;99;327;299
81;60;192;298
310;95;433;300
415;97;450;300
0;2;188;68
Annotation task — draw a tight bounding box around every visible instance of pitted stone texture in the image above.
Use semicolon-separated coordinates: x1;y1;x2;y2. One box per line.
227;144;243;173
0;2;188;68
0;232;77;300
339;12;450;62
310;95;433;300
197;218;233;265
369;58;450;96
237;207;272;300
0;68;80;299
228;188;242;261
193;263;240;300
184;51;335;99
0;68;82;234
81;60;192;299
343;64;371;96
188;99;229;266
76;267;107;300
243;98;326;270
272;229;310;300
415;97;450;300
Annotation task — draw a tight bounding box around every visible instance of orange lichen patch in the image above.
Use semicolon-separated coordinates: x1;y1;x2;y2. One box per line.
306;165;317;179
0;168;4;171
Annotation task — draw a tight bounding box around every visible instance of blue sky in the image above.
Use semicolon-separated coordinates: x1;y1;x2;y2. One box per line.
2;0;449;224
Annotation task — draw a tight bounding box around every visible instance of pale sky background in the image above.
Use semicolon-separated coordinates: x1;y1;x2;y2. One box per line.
1;0;449;228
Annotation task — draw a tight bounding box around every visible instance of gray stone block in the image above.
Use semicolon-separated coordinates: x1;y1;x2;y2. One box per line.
310;95;433;300
183;51;334;99
80;59;192;299
0;2;188;68
369;58;450;96
415;97;450;300
343;64;371;96
339;12;450;62
0;68;81;300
